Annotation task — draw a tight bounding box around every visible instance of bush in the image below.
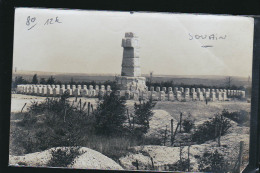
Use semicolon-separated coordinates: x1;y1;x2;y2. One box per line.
198;149;229;172
47;147;82;167
191;114;232;144
14;93;92;154
182;113;195;133
93;92;127;136
222;109;249;125
166;159;192;171
133;100;156;137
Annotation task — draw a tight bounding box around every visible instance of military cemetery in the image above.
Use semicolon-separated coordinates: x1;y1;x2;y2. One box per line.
9;9;253;173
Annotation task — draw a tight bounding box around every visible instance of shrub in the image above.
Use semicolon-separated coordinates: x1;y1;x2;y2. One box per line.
133;100;156;137
166;159;192;171
14;92;92;154
93;92;127;136
47;147;81;167
191;114;232;144
198;149;229;172
182;113;195;133
222;109;249;125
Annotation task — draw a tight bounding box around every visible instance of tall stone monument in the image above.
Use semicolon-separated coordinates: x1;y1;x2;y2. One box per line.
116;32;146;91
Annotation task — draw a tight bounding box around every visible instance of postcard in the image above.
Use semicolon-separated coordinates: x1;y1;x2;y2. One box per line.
9;8;254;172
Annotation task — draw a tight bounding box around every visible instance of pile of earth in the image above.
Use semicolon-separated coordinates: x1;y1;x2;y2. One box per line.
9;147;123;170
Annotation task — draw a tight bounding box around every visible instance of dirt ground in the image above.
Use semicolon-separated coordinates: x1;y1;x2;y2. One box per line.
9;94;251;171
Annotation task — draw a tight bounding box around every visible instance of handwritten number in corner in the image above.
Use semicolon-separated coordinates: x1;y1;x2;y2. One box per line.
26;16;37;30
26;16;62;30
44;17;62;25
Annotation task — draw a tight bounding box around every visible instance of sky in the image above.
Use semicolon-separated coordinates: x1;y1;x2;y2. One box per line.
13;8;254;77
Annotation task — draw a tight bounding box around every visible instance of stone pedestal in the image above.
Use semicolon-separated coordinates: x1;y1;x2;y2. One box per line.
116;76;146;91
116;32;147;94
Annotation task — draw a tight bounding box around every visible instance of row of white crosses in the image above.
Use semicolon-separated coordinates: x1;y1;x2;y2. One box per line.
119;86;245;101
16;84;112;97
145;86;246;101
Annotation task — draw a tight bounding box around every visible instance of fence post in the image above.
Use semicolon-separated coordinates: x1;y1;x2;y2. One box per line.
179;142;183;168
172;123;180;146
179;113;182;133
91;104;94;113
150;157;155;170
237;141;244;172
127;109;131;128
218;114;223;147
21;103;27;113
135;159;139;170
79;99;82;111
171;119;173;145
164;125;167;146
88;102;90;116
188;143;191;172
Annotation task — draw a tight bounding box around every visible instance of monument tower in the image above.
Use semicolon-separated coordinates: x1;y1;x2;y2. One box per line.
116;32;146;91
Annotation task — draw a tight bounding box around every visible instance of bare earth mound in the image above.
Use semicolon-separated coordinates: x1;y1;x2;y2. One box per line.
9;147;124;170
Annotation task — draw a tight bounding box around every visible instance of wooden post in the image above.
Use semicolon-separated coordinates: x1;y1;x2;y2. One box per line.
21;103;27;113
127;109;131;128
82;102;86;111
218;114;223;147
79;99;82;111
164;125;167;146
188;144;191;172
135;159;139;170
179;113;182;133
150;157;154;170
64;107;67;122
88;102;90;116
215;122;218;140
171;119;174;145
179;142;183;168
91;104;94;113
237;141;244;172
172;123;180;145
133;117;135;128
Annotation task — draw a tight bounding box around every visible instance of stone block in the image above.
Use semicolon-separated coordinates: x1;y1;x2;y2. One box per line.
211;92;216;101
159;91;165;101
168;91;174;101
174;87;178;93
192;92;197;100
47;87;53;96
176;91;182;101
53;88;60;96
162;87;167;93
198;92;204;101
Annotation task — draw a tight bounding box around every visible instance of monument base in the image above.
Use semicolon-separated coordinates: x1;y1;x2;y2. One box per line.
116;76;147;91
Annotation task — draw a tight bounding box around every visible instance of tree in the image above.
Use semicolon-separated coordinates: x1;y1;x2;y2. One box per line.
93;92;127;136
47;76;55;84
198;149;228;172
40;78;46;84
225;76;232;89
69;77;76;85
32;74;38;84
12;76;28;88
133;100;156;136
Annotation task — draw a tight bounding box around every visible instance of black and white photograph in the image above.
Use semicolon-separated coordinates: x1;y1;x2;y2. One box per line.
9;8;254;172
